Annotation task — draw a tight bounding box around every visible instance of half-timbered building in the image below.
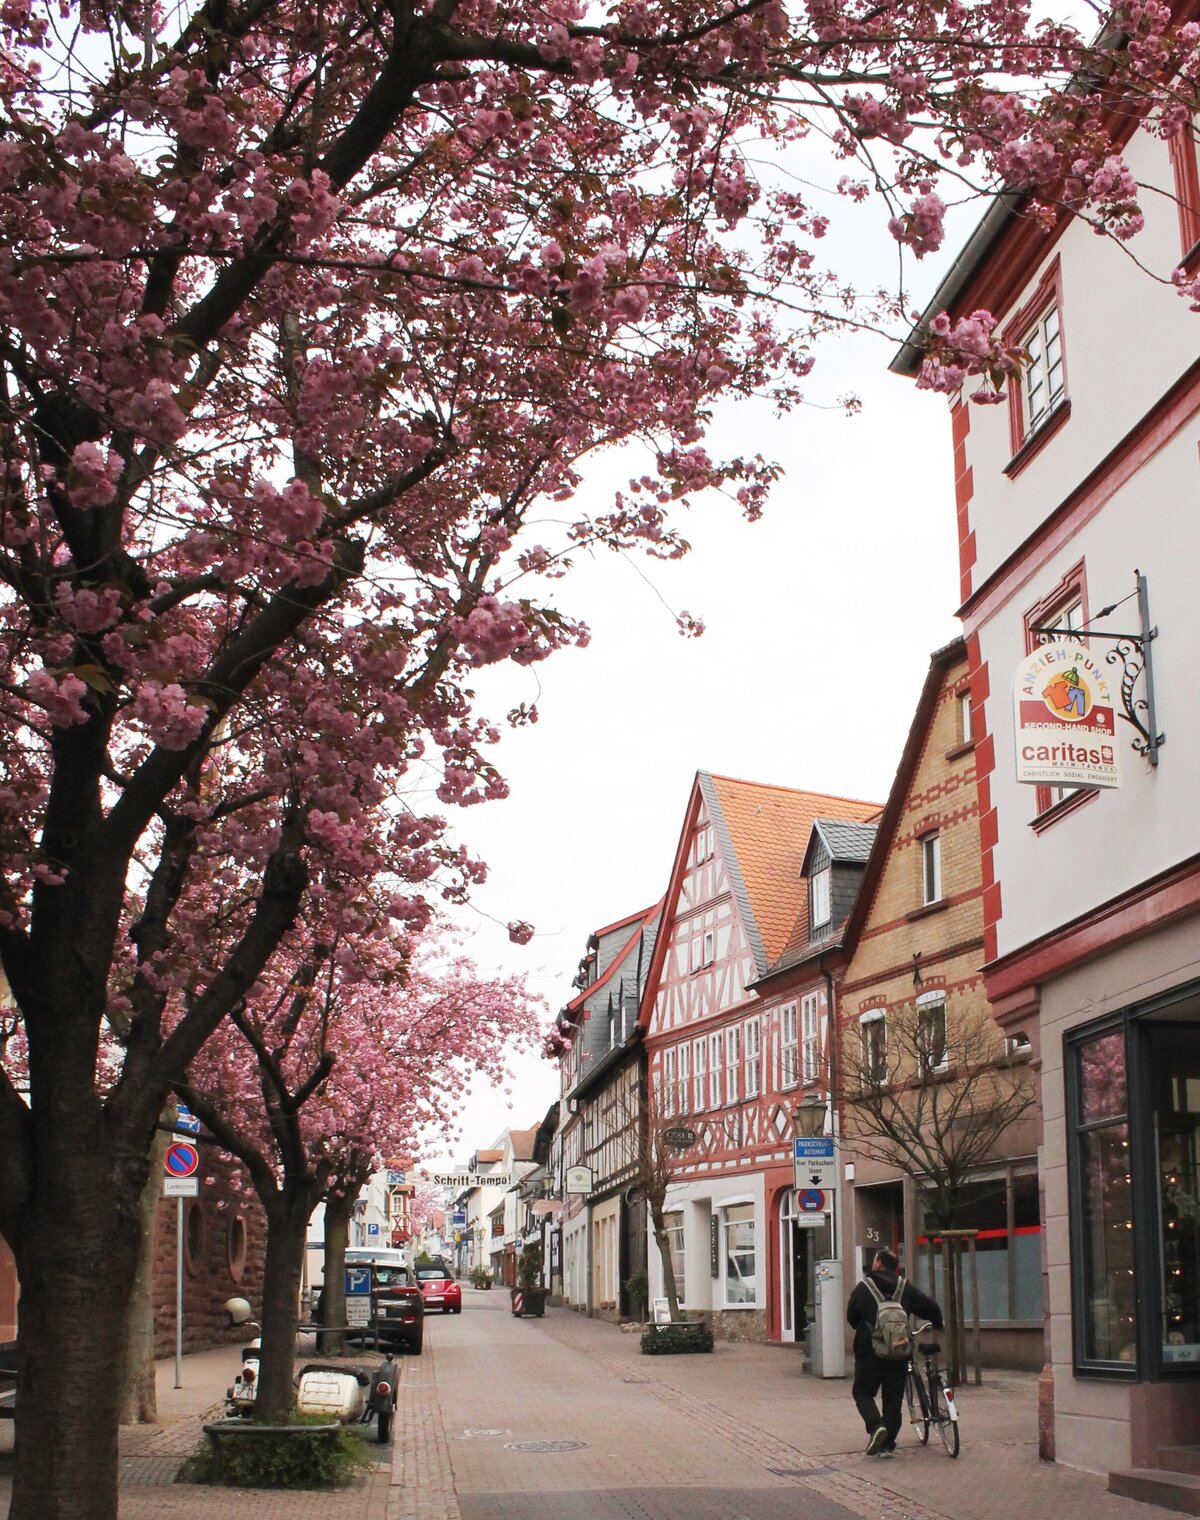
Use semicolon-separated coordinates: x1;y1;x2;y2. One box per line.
550;903;660;1318
641;772;880;1343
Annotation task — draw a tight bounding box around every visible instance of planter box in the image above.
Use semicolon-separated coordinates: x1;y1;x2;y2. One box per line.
640;1320;714;1355
510;1286;548;1318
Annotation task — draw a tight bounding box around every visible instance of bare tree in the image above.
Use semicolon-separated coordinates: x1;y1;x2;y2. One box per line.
841;998;1036;1378
602;1073;688;1323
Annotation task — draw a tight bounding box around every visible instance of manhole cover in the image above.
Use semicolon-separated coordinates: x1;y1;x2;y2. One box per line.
504;1440;589;1454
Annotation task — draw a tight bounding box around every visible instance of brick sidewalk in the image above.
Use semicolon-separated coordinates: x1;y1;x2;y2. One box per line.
0;1294;1169;1520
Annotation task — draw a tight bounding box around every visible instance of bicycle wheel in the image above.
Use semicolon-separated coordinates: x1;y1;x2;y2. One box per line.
905;1367;930;1444
933;1379;960;1458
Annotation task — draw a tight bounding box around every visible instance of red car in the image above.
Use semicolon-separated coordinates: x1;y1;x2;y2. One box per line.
415;1266;462;1314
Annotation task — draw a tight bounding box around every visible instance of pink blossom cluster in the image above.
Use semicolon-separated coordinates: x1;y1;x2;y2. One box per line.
916;309;1022;403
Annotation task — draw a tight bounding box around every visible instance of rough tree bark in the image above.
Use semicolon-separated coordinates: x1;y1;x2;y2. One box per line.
116;1117;172;1425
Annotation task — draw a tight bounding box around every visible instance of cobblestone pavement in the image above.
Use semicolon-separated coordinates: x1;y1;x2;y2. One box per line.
0;1288;1172;1520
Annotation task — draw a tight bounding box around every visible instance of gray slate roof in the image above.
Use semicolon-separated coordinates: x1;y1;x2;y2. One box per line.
811;817;877;865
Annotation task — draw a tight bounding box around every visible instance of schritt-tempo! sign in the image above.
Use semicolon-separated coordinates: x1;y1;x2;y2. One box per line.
1013;638;1119;789
419;1171;512;1188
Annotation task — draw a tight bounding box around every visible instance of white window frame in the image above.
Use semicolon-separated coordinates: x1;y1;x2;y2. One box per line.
1021;302;1065;440
860;1009;887;1086
809;866;832;930
800;991;821;1086
693;1037;706;1111
744;1017;761;1098
722;1203;757;1307
726;1024;741;1104
920;830;941;906
662;1046;676;1118
959;689;972;746
780;1002;799;1090
708;1031;722;1108
677;1042;691;1115
702;929;714;967
664;1210;686;1305
915;989;949;1074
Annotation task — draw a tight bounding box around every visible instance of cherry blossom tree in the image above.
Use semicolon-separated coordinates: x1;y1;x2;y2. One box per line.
0;0;1197;1514
178;934;541;1421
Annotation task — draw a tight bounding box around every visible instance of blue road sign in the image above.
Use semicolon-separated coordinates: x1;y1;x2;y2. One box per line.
174;1104;201;1135
345;1266;371;1295
366;1221;380;1237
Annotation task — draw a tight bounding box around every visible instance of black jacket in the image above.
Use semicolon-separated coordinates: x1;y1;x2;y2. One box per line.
846;1269;943;1359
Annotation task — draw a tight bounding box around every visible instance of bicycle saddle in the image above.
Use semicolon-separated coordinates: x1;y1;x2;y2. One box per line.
918;1341;941;1355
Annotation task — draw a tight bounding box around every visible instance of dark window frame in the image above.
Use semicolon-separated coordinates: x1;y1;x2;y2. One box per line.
1065;981;1200;1381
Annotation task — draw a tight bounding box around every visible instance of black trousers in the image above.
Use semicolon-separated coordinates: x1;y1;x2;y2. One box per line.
852;1352;908;1445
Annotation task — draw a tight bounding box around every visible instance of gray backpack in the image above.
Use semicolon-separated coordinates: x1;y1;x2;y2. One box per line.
863;1275;913;1360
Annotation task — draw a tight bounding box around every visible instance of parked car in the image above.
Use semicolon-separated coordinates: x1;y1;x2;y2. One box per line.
415;1266;462;1314
315;1252;424;1354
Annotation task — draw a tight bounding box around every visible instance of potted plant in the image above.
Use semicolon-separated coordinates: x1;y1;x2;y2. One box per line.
511;1242;548;1318
469;1265;493;1290
624;1268;650;1323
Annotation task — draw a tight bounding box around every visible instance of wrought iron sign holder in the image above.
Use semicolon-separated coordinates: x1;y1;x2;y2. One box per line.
1031;570;1164;766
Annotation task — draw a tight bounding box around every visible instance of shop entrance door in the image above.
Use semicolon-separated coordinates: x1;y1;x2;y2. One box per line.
779;1188;825;1341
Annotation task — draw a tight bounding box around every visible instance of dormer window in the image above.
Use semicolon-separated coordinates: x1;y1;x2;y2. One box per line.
810;865;832;930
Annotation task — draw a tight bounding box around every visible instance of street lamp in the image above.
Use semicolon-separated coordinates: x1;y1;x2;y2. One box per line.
792;1093;827;1138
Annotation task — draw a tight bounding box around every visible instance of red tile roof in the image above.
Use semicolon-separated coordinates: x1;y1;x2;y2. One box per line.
707;774;882;966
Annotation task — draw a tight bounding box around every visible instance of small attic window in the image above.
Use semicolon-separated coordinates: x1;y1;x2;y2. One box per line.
810;865;832;929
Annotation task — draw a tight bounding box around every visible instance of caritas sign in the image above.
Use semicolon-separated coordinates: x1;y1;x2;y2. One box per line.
1013;638;1119;789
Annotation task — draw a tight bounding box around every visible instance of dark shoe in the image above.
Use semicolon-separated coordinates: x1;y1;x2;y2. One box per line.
866;1426;889;1456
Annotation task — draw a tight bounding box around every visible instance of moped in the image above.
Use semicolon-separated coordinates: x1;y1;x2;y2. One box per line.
222;1296;398;1442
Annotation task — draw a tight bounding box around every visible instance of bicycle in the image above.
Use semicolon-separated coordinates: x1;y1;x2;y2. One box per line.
904;1320;960;1458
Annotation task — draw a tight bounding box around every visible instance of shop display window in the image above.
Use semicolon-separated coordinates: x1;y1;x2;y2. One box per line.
1068;1025;1135;1369
1151;1028;1200;1366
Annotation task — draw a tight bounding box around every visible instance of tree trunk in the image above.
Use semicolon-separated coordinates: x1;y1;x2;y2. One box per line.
320;1193;352;1357
648;1200;681;1322
253;1191;312;1423
116;1116;171;1424
9;1151;141;1520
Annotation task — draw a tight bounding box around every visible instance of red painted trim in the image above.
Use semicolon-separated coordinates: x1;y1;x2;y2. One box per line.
960;355;1200;630
1022;560;1088;818
566;903;660;1013
638;782;705;1038
1169;128;1200;259
1003;398;1071;479
1003;257;1066;459
592;903;660;940
984;853;1200;1006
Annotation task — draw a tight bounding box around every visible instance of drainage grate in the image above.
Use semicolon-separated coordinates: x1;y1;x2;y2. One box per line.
504;1440;589;1454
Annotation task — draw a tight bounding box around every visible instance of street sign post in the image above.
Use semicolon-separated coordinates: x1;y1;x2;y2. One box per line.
163;1141;201;1390
345;1265;372;1328
793;1137;837;1194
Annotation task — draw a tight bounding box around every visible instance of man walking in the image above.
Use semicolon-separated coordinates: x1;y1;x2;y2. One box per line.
847;1247;943;1457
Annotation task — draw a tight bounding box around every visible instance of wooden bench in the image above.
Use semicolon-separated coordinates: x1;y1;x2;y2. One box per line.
202;1420;340;1483
0;1368;17;1420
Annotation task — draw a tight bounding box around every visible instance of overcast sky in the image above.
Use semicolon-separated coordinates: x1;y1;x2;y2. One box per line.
420;164;973;1166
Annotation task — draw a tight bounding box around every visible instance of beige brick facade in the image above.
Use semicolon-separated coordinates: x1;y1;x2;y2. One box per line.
836;640;1044;1370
